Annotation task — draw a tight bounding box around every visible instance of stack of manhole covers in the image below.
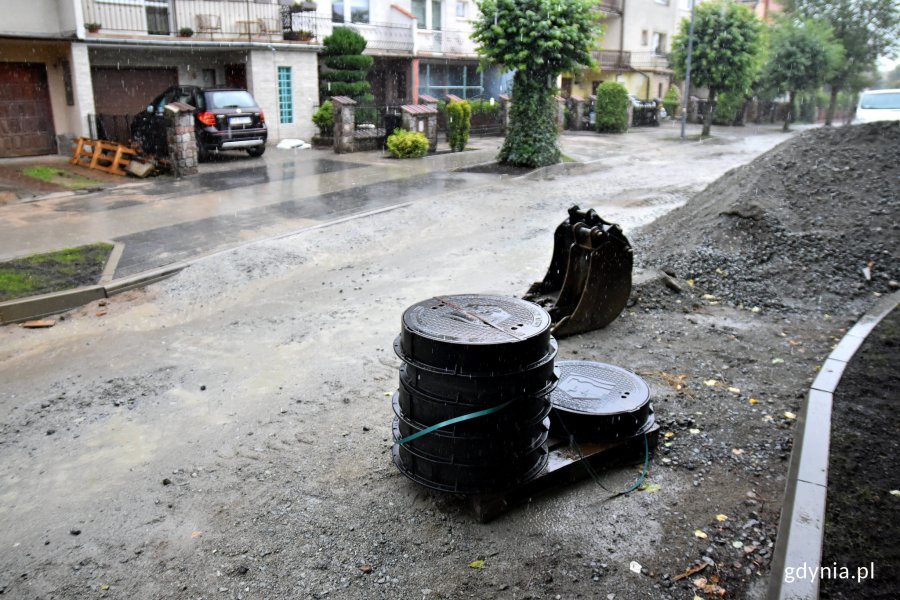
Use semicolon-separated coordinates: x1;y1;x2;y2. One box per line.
392;294;558;495
549;361;654;442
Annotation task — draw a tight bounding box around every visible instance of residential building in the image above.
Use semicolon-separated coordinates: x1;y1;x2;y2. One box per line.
305;0;511;105
563;0;682;101
1;0;320;158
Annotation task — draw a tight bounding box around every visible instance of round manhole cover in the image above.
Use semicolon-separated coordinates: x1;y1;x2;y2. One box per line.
401;294;551;345
551;361;650;415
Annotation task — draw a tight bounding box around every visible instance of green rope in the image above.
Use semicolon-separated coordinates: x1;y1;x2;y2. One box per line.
394;398;515;446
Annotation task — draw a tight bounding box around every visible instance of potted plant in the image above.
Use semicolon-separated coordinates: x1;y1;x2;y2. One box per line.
85;22;101;33
178;27;194;37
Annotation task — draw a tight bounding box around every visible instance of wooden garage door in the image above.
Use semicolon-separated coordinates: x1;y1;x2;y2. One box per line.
91;67;178;116
0;63;57;158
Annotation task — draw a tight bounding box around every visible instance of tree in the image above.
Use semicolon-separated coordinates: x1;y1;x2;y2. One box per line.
320;27;374;117
786;0;900;125
763;18;843;131
472;0;602;167
671;0;765;137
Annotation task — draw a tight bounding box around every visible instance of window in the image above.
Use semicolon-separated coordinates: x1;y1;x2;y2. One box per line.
641;30;648;46
333;0;369;24
412;0;426;28
652;32;667;55
412;0;441;29
456;1;467;18
432;1;442;30
350;0;369;23
278;66;293;124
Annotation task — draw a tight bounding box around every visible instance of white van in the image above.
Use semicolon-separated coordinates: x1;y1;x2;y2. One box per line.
855;89;900;123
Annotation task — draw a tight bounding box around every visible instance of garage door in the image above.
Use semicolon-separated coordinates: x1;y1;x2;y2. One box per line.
91;67;178;116
0;63;57;158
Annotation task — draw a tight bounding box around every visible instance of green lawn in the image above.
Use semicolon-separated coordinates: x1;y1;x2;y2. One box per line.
0;243;113;301
21;166;104;190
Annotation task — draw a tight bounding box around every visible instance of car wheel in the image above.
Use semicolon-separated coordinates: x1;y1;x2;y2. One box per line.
196;140;209;163
247;146;265;158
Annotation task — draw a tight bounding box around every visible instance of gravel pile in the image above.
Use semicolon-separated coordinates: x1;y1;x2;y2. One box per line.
636;121;899;314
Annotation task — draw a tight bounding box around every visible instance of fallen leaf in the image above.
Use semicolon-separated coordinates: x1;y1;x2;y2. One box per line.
640;483;662;493
689;428;701;435
687;279;695;287
468;560;485;569
100;584;109;591
732;541;743;548
716;514;728;522
694;577;708;588
21;319;56;328
749;398;760;405
664;442;673;447
191;531;203;539
358;564;373;574
890;490;900;497
771;358;784;364
694;597;703;600
673;562;709;581
662;457;672;463
694;530;708;539
702;294;716;301
629;561;642;574
731;448;744;456
784;411;797;420
664;432;675;439
751;306;760;313
96;311;108;317
383;392;392;397
727;387;740;394
704;379;718;387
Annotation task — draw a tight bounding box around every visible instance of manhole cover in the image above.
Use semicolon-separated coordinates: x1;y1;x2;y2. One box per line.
401;294;550;344
552;361;650;415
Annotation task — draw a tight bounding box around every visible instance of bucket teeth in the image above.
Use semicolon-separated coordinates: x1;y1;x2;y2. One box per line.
524;205;632;337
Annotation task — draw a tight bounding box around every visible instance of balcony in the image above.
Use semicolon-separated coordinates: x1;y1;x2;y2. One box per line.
597;0;623;14
592;50;632;70
629;51;672;71
82;0;287;41
416;28;477;56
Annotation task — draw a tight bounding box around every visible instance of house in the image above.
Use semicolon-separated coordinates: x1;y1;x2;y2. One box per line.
304;1;511;106
0;0;320;158
563;0;683;101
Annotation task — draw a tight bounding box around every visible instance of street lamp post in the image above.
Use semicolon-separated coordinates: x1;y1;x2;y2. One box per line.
680;0;696;142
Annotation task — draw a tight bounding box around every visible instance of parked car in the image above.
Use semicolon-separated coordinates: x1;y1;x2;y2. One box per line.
130;85;267;160
854;89;900;124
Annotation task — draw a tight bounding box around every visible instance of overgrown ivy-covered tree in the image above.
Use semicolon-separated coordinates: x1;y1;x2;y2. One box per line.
671;0;764;137
786;0;899;126
764;18;843;131
473;0;602;167
320;27;374;109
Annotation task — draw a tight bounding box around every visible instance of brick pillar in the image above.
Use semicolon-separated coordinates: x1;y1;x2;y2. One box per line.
331;96;357;154
571;95;585;131
164;102;198;177
499;94;511;135
401;104;438;153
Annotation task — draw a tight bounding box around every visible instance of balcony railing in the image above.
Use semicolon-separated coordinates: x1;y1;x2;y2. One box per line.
597;0;623;14
82;0;285;40
592;50;632;69
629;51;672;70
416;28;476;55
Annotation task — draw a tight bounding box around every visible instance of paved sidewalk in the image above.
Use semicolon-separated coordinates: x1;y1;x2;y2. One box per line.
0;138;504;277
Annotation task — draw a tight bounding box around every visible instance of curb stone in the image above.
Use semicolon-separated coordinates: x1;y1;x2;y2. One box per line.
768;290;900;600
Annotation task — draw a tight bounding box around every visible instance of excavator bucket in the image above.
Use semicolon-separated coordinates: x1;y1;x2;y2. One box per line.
524;205;633;338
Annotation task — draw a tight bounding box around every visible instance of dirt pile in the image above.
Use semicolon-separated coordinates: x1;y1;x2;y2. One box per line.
635;121;899;314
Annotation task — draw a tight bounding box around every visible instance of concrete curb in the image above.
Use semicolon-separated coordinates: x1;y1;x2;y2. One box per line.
0;201;414;325
768;290;900;600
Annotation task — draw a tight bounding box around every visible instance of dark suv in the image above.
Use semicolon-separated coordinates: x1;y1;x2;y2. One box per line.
131;85;267;161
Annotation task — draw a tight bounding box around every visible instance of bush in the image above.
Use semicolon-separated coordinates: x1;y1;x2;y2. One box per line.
595;82;629;133
469;98;501;118
312;101;333;136
663;86;680;118
712;92;746;125
386;129;429;158
446;100;472;152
